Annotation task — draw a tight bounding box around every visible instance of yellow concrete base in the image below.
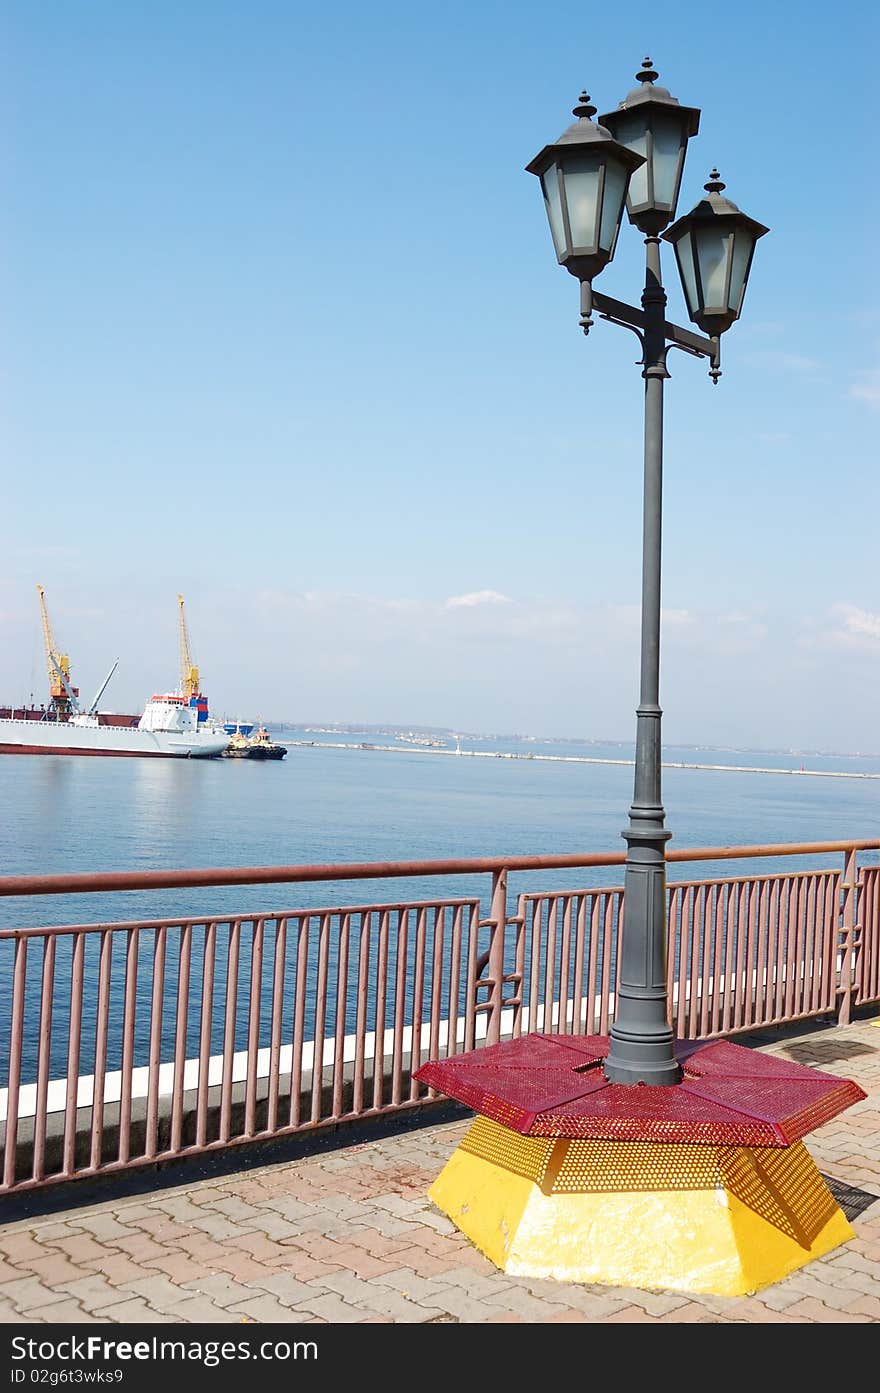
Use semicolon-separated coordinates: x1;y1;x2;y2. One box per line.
430;1116;854;1296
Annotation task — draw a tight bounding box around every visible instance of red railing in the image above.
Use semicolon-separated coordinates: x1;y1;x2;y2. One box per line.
1;839;878;1196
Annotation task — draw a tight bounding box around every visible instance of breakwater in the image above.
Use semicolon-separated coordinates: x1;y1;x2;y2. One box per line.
283;740;880;781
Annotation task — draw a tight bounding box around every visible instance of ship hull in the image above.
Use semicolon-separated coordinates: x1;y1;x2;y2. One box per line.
0;719;228;759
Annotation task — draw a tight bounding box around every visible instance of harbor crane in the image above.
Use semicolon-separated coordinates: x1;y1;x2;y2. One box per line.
177;594;200;700
36;584;79;719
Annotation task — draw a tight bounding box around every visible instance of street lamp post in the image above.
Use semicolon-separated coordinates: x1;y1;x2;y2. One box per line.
528;60;768;1085
416;66;866;1292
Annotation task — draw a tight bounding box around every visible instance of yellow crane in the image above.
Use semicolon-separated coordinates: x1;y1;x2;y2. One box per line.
36;584;79;717
177;594;200;700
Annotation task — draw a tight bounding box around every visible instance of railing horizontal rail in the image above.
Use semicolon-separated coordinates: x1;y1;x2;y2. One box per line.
0;898;479;941
2;839;880;898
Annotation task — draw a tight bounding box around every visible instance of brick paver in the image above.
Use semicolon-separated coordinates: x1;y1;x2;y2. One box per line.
0;1017;878;1323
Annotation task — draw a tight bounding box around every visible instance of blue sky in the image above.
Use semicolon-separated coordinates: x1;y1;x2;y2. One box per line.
2;0;877;749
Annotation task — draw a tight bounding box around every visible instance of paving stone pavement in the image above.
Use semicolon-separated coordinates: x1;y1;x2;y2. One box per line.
1;1018;878;1324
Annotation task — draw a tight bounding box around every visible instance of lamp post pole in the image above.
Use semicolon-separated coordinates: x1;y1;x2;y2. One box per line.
526;61;767;1086
602;231;680;1085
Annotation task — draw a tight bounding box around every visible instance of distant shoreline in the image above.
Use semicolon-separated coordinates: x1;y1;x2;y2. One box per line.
282;740;880;781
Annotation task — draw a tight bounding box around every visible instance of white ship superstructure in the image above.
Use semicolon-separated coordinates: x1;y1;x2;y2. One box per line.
0;693;229;758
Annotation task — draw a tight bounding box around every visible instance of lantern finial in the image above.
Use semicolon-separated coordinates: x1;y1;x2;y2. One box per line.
636;57;659;84
572;91;597;119
704;169;726;194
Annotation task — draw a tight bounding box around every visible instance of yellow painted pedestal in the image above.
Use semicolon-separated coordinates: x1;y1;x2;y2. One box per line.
430;1115;853;1296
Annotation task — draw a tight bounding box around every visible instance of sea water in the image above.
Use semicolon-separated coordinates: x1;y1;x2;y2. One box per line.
2;731;878;1083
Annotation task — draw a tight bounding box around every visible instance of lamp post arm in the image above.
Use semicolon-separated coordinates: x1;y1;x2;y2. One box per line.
590;290;720;378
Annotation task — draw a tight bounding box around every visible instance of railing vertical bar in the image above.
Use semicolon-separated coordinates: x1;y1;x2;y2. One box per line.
731;880;747;1031
675;885;692;1038
783;877;798;1020
89;929;114;1172
755;879;771;1024
390;910;408;1106
463;903;478;1053
483;871;507;1045
527;900;542;1033
699;885;715;1037
427;906;445;1089
586;895;601;1035
859;870;875;1004
599;894;615;1035
289;917;310;1128
558;896;573;1033
3;936;28;1189
352;912;372;1113
196;922;217;1149
62;933;86;1177
144;927;167;1161
373;910;390;1108
572;894;587;1037
310;914;331;1124
688;885;704;1037
118;928;139;1165
31;935;56;1183
792;874;804;1015
509;899;525;1040
711;883;726;1034
169;922;193;1154
772;878;787;1020
766;878;782;1021
244;918;264;1138
219;921;240;1144
839;849;857;1025
331;913;351;1117
409;907;428;1097
543;897;559;1032
743;879;759;1030
813;880;824;1014
266;917;287;1135
447;904;463;1055
809;877;824;1014
666;885;679;1023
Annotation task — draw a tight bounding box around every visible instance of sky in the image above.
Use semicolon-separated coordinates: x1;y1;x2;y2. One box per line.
1;0;878;751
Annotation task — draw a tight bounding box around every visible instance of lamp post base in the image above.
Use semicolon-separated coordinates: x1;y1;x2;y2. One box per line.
430;1115;853;1295
414;1033;865;1294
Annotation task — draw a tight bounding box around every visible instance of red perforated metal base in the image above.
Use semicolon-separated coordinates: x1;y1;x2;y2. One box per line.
414;1035;866;1147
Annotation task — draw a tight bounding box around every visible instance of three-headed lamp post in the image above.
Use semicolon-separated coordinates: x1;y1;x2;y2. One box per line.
527;61;768;1086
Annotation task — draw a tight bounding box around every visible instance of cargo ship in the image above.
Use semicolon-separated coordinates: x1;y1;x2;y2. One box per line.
0;587;229;758
0;694;230;758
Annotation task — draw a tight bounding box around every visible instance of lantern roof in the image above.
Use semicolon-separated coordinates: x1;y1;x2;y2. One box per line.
526;91;646;179
598;58;701;137
663;169;770;245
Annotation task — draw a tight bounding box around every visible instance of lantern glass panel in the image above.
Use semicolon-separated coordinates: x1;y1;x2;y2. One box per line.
562;154;601;248
613;111;649;207
728;230;753;312
541;164;567;260
675;230;699;317
697;228;732;308
598;158;628;252
650;112;685;208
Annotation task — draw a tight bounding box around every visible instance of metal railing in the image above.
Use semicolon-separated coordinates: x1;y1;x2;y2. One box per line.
1;839;878;1196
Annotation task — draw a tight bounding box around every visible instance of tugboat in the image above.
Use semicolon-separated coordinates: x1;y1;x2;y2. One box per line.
222;724;287;760
248;725;287;760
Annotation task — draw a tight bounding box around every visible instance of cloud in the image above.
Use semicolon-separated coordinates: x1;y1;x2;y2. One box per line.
746;350;825;376
850;366;880;411
834;603;880;641
797;603;880;654
444;589;511;609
